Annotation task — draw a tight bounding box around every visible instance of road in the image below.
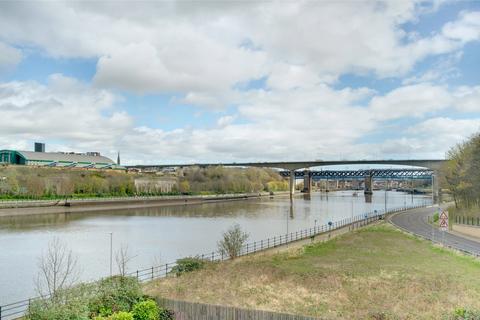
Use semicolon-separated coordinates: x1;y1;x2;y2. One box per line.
390;206;480;256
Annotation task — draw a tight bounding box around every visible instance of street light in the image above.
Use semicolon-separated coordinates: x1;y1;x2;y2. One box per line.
351;199;354;223
384;189;387;213
109;232;113;277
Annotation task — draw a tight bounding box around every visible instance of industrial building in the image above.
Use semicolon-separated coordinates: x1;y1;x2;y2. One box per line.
0;143;123;169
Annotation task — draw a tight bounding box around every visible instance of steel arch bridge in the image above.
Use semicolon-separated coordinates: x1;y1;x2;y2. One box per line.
280;169;433;180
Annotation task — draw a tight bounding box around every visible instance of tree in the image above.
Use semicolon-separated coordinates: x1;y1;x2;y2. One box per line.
116;245;136;276
178;180;190;194
35;237;79;298
217;224;249;259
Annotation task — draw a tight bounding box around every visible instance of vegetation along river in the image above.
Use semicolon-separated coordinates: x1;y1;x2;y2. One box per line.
0;191;430;304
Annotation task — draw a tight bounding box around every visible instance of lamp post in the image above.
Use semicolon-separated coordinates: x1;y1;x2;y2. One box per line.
109;232;113;277
384;189;387;213
431;173;435;206
351;199;354;224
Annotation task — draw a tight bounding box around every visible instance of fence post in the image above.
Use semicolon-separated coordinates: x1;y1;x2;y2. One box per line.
136;270;139;281
151;266;154;280
1;305;2;320
165;263;168;276
246;243;249;254
212;252;214;261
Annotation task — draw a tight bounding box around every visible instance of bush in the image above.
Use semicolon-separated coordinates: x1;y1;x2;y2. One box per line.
109;311;134;320
158;308;175;320
170;257;206;276
433;212;439;223
89;276;143;317
217;224;249;259
451;307;480;319
132;299;159;320
27;285;93;320
28;299;90;320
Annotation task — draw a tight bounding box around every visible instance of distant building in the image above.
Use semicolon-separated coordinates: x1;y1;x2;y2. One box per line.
0;144;123;169
34;142;45;153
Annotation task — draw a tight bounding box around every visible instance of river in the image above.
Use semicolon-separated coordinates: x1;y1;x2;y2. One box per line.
0;191;430;304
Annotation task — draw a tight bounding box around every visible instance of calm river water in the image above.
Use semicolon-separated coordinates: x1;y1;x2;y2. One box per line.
0;191;430;304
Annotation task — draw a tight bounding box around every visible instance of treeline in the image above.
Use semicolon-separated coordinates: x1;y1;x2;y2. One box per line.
176;166;288;194
0;166;135;199
0;165;288;200
442;132;480;214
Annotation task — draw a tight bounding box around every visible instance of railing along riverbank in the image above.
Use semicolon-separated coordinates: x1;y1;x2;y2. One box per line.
454;215;480;227
0;192;286;210
0;203;427;320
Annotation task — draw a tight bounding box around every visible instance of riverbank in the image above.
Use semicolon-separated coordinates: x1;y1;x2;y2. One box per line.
144;223;480;319
0;192;289;218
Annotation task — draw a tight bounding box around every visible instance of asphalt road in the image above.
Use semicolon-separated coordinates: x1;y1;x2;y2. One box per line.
390;206;480;256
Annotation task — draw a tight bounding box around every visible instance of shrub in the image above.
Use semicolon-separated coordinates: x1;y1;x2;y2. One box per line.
109;311;134;320
158;308;175;320
170;257;206;276
451;307;480;319
27;285;93;320
433;212;439;223
217;224;249;259
132;299;159;320
89;276;143;316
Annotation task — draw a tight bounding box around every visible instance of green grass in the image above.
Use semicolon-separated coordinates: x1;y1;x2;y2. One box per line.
145;223;480;319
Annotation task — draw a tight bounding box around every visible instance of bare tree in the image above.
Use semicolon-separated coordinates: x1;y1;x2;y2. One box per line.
35;237;79;298
115;245;136;276
217;224;249;259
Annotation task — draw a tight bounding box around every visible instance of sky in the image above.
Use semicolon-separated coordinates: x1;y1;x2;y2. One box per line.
0;0;479;165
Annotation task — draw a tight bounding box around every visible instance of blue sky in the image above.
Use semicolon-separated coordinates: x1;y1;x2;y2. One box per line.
0;1;479;164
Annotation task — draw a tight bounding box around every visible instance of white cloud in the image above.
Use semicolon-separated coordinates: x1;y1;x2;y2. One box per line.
369;84;452;120
453;86;480;112
0;42;21;71
217;115;236;128
0;2;479;103
1;75;479;163
0;75;132;154
0;2;479;163
377;117;480;158
442;11;480;43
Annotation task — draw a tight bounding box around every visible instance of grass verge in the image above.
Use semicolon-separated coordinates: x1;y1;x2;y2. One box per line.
144;223;480;319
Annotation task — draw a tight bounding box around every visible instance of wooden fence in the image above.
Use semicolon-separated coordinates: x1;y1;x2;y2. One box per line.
156;298;320;320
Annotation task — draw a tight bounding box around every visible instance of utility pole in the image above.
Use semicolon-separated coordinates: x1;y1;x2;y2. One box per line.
351;199;354;223
431;173;435;206
384;189;387;213
109;232;113;277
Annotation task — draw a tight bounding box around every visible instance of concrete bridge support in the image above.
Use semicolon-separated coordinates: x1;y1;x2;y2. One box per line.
364;173;373;195
289;170;296;198
303;170;312;193
432;171;440;205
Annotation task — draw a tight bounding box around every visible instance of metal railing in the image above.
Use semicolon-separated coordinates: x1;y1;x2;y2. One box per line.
0;203;426;319
0;192;274;208
455;215;480;227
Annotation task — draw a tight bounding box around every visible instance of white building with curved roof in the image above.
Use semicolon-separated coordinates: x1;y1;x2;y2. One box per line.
0;149;123;169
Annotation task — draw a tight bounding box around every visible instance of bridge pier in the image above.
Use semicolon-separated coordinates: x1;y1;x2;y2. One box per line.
289;170;296;198
303;169;312;193
432;171;440;205
364;172;373;195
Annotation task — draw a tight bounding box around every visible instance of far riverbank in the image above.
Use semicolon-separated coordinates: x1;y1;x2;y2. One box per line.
0;191;290;218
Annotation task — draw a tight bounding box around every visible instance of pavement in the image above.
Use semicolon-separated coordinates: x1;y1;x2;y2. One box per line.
390;205;480;256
